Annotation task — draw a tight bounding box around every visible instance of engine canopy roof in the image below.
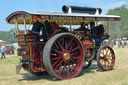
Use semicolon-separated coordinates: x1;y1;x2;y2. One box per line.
6;11;120;25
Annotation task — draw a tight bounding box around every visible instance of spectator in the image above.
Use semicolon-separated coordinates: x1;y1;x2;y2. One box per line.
118;40;121;48
1;45;6;59
121;40;125;48
111;40;114;47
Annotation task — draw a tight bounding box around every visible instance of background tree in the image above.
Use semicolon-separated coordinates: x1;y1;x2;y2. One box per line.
107;4;128;39
0;29;17;44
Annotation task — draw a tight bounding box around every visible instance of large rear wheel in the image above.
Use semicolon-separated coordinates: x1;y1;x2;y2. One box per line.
43;33;84;79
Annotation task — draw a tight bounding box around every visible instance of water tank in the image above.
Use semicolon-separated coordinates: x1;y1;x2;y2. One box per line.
62;5;102;14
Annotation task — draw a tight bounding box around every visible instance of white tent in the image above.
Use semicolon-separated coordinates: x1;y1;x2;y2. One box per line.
0;40;6;45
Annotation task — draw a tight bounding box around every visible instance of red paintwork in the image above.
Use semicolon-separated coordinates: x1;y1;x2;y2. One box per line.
17;31;45;72
82;40;90;45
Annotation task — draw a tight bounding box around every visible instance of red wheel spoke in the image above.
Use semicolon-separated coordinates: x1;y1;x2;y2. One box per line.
73;64;78;72
71;64;76;69
51;57;62;60
61;63;66;74
56;40;64;51
54;42;59;49
52;48;63;54
55;60;64;69
59;66;62;74
67;61;72;66
70;58;79;64
71;46;80;52
70;52;77;56
70;58;78;63
52;60;60;67
70;58;75;62
62;37;65;47
72;56;80;60
67;38;73;48
69;45;73;51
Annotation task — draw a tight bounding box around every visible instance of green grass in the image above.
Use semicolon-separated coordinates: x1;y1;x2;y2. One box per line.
0;55;20;64
0;46;128;85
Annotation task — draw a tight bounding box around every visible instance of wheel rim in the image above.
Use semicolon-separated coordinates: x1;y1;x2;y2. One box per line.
49;34;84;79
97;46;115;71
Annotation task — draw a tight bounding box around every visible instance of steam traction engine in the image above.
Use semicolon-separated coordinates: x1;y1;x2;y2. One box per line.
6;5;120;79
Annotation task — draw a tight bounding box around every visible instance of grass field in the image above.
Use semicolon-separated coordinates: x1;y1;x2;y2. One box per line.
0;46;128;85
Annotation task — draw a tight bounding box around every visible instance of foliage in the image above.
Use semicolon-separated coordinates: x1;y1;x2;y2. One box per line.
107;5;128;39
0;29;17;44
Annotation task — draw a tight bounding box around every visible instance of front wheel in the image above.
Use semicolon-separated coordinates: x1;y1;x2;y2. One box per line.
43;33;84;79
97;45;115;71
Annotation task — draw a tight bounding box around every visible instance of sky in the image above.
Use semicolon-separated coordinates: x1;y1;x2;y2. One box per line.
0;0;128;31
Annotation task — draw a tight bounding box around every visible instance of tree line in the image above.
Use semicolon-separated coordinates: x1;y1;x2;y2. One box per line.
107;5;128;39
0;29;17;44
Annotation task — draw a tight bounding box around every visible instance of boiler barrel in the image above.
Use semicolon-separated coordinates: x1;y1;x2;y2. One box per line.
62;5;102;14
